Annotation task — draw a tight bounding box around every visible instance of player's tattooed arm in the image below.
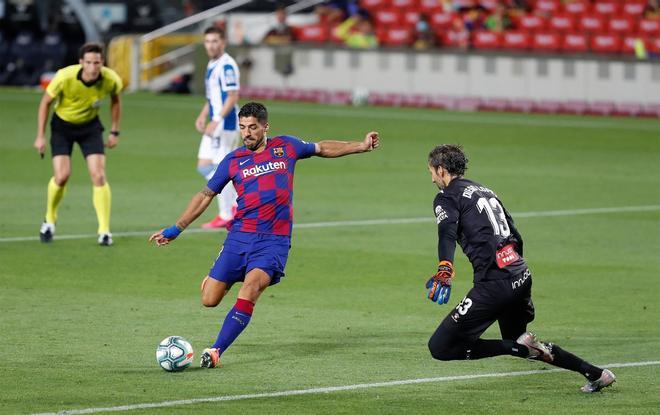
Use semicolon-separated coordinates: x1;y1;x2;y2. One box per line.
200;187;217;198
174;187;217;230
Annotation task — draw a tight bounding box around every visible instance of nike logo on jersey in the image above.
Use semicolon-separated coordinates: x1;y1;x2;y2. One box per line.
239;159;250;166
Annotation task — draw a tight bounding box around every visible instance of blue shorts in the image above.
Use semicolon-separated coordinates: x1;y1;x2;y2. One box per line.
208;231;291;287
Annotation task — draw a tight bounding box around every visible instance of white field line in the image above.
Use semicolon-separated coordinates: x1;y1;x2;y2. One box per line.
32;360;660;415
2;205;660;243
2;91;659;132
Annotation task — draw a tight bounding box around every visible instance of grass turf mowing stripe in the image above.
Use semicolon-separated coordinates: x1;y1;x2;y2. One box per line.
32;360;660;415
2;90;659;132
3;204;660;243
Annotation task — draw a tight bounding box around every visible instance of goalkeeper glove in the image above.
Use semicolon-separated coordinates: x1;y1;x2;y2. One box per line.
426;260;454;305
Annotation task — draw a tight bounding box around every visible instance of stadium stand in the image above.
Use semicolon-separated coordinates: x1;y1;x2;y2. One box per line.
290;0;659;56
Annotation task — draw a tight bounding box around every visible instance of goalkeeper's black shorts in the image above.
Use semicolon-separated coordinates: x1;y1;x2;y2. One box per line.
432;268;536;344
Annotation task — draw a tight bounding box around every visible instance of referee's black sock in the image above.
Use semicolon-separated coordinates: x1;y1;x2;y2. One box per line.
467;339;529;359
547;344;603;381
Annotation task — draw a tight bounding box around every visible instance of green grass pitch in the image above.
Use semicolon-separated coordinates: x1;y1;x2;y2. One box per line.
1;88;659;414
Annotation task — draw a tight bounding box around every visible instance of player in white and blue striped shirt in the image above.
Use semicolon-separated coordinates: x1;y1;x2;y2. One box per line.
195;26;240;229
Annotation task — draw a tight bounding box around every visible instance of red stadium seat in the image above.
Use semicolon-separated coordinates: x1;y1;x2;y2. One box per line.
403;10;420;27
638;19;660;36
429;12;455;30
622;1;647;17
472;30;502;49
502;31;531;50
577;15;605;33
592;1;619;17
534;0;561;14
440;30;470;47
563;0;590;15
373;9;403;27
608;17;635;35
621;35;648;55
649;37;660;55
518;14;546;31
360;0;391;11
294;25;328;43
378;27;413;46
453;0;476;9
561;33;589;52
590;34;622;54
419;0;443;13
478;0;499;11
549;14;576;32
391;0;417;9
532;32;561;51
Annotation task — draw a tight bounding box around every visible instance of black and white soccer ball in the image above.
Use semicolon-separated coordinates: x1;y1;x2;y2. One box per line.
156;336;193;372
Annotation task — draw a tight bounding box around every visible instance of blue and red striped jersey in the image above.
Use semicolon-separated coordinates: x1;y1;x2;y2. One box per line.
207;135;317;236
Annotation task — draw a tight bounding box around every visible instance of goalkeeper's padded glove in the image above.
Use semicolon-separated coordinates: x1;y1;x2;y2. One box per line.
426;260;455;305
162;224;182;240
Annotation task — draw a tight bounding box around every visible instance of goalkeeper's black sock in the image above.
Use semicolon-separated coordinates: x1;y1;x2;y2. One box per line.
548;344;603;381
466;339;529;359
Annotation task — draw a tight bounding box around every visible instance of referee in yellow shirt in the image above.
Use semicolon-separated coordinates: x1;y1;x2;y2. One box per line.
33;43;123;246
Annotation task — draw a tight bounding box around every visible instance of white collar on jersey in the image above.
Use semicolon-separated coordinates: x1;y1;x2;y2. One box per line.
208;52;227;66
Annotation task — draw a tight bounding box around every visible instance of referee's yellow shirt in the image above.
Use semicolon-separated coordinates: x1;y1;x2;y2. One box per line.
46;65;123;125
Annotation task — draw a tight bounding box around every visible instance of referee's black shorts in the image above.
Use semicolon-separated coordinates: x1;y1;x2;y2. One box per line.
431;268;536;347
50;113;105;157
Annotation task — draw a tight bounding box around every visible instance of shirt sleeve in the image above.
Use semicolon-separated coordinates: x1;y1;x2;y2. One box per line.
286;136;317;160
45;69;64;98
108;70;123;95
503;205;524;257
434;193;459;264
206;156;232;194
219;61;240;92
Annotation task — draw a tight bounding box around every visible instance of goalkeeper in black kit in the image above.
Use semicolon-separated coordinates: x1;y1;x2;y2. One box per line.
424;144;615;393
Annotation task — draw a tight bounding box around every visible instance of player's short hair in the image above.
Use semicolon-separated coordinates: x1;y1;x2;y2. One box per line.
428;144;468;176
204;26;226;39
79;43;104;59
239;102;268;124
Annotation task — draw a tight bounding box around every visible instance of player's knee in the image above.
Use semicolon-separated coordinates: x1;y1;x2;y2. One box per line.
428;334;462;361
238;280;264;302
90;171;106;186
428;342;452;361
54;172;70;186
201;292;221;307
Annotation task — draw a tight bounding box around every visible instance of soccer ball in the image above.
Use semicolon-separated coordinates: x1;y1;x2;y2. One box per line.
156;336;194;372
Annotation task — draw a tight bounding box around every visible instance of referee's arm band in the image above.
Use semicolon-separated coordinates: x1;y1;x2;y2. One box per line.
110;130;120;136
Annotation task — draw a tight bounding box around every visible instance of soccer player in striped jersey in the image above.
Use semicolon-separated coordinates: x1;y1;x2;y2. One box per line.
195;26;240;229
150;102;380;368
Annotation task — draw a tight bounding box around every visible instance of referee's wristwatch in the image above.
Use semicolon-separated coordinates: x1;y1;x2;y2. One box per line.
110;130;120;136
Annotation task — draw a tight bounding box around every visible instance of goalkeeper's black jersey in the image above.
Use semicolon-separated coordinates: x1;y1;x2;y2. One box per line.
433;178;527;282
